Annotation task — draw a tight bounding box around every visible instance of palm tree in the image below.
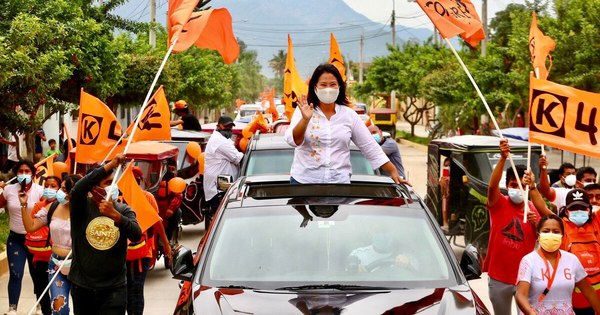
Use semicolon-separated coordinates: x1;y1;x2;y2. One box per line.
269;50;287;79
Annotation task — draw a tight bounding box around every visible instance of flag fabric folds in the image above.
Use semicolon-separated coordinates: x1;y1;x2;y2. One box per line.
265;87;279;122
529;74;600;159
172;8;240;64
529;12;556;80
125;86;172;142
416;0;485;47
118;163;161;232
329;33;346;81
76;90;124;164
283;34;308;121
34;154;56;185
168;0;200;45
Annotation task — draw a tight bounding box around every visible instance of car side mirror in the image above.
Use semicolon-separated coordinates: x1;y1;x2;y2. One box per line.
170;245;195;281
217;175;233;191
460;244;482;280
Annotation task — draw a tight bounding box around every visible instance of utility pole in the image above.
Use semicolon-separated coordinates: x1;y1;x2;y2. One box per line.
391;0;396;47
149;0;156;48
359;33;364;84
481;0;487;56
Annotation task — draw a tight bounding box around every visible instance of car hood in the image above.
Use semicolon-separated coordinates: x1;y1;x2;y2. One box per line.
191;284;488;315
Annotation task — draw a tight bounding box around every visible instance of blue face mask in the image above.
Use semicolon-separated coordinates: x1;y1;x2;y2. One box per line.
104;185;120;201
372;233;393;253
17;174;32;185
372;134;382;144
508;188;524;204
56;190;68;205
43;188;57;200
569;210;589;226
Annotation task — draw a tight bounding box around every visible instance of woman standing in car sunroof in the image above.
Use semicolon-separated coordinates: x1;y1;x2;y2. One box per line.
284;63;405;185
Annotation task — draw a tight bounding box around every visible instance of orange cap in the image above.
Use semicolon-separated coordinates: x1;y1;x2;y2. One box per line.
174;100;188;110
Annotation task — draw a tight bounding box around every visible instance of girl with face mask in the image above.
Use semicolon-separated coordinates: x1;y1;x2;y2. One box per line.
0;160;45;315
285;63;406;185
22;175;82;315
516;215;600;315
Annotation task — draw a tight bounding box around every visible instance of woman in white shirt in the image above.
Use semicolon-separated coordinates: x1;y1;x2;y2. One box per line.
516;214;600;315
0;160;44;315
285;63;403;184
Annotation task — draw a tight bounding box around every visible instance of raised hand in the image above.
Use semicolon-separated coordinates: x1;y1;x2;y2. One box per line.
297;94;314;121
499;139;510;159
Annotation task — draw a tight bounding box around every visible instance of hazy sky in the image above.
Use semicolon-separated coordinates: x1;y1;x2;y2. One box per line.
343;0;526;28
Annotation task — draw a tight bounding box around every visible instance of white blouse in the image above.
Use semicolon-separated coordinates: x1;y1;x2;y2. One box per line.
284;104;389;183
3;183;44;234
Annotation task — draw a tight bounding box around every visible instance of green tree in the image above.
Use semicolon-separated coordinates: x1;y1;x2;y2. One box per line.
235;41;266;103
269;50;287;79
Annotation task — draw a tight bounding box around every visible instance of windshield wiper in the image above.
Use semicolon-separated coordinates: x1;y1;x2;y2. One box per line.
275;284;391;291
218;285;255;290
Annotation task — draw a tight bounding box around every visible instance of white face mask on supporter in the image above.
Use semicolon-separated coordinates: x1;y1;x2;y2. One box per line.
508;188;524;204
315;88;339;104
564;174;577;187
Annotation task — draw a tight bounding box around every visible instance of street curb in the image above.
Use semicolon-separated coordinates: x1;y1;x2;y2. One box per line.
397;138;428;153
0;251;7;276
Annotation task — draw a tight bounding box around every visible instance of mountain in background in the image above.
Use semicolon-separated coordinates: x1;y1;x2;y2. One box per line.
114;0;434;78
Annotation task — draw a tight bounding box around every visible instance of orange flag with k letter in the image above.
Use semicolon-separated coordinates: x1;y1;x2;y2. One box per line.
416;0;485;47
173;8;240;64
283;34;308;121
329;33;346;81
117;163;161;232
34;154;56;185
124;86;172;142
76;89;123;164
529;12;556;80
167;0;200;45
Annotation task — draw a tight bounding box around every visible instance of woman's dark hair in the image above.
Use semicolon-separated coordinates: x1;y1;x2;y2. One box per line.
505;164;526;188
307;63;349;107
537;214;564;234
13;160;36;175
63;174;83;193
44;176;62;187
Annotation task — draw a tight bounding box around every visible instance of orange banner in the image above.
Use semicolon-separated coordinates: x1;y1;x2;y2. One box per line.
416;0;485;47
76;90;123;164
265;87;279;121
283;34;308;121
117;163;161;232
529;74;600;158
329;33;346;81
529;12;556;80
125;86;172;142
168;0;200;45
34;154;56;185
173;8;240;64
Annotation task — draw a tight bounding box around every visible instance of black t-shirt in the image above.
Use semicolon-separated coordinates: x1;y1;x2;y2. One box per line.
68;166;142;289
182;114;202;131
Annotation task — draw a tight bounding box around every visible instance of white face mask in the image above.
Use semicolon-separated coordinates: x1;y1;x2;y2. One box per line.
564;174;577;187
592;205;600;213
583;181;595;187
315;88;339;104
508;188;524;204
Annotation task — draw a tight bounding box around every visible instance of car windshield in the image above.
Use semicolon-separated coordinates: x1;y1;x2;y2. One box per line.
198;205;455;289
244;150;376;176
240;109;263;118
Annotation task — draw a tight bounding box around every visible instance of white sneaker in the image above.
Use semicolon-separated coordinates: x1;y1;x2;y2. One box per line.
5;306;17;315
36;304;43;315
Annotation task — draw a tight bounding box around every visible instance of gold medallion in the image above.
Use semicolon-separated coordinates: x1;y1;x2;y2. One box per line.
86;217;120;250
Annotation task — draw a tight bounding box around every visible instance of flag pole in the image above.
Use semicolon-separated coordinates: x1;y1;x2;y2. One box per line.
105;37;178;199
444;38;528;222
27;251;72;315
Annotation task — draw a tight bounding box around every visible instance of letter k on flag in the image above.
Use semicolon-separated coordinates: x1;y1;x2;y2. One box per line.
416;0;485;47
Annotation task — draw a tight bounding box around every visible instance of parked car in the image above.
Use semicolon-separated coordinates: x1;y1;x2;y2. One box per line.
239;133;379;177
171;175;489;315
353;102;368;115
234;103;266;123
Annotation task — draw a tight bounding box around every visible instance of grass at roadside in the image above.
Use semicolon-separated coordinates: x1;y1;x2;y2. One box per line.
0;212;7;252
397;130;430;145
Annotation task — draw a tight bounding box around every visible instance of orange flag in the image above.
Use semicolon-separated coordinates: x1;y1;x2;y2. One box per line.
167;0;200;45
76;90;123;164
235;99;246;108
529;12;556;80
265;87;279;121
416;0;485;47
124;86;172;142
283;34;308;121
529;73;600;158
63;123;73;170
118;163;161;232
173;8;240;64
34;154;56;185
329;33;346;81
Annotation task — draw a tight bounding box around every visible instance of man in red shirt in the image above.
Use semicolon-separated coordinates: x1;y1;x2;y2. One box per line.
485;139;540;315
